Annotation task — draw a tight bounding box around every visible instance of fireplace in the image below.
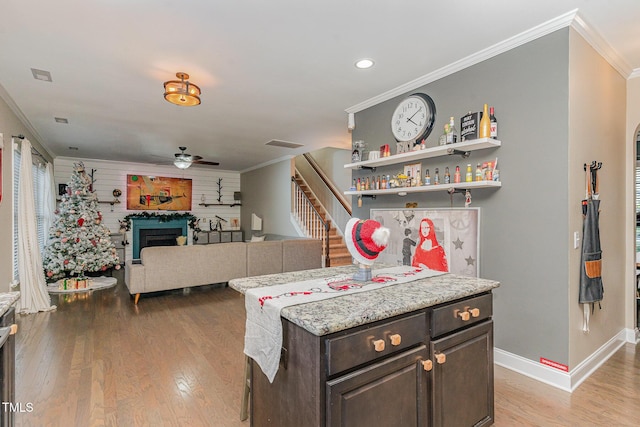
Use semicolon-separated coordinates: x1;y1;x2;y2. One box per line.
139;228;182;250
131;218;188;259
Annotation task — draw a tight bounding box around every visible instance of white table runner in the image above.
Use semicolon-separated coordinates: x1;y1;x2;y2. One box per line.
244;265;444;383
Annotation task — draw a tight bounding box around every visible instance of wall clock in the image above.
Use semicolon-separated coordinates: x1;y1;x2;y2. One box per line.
391;93;436;144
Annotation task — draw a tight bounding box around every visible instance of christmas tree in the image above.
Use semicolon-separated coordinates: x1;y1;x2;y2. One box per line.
43;162;121;281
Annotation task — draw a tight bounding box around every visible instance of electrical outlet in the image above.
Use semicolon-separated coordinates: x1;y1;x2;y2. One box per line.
573;231;580;249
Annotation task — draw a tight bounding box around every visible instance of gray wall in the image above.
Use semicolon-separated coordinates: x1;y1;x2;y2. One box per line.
295;147;352;234
352;29;571;364
241;159;298;238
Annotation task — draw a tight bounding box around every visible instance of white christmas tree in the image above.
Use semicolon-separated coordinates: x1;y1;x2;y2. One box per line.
43;162;120;281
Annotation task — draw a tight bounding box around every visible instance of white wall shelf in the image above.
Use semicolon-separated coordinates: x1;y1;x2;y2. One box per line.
344;138;501;170
344;180;501;196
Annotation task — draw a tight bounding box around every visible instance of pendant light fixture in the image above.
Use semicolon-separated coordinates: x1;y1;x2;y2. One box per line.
163;72;201;106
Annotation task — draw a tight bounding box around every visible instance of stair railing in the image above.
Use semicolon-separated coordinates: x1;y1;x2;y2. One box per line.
291;177;330;264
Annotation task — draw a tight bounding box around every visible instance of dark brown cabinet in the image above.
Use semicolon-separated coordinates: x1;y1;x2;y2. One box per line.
431;321;494;427
327;345;430;427
250;292;494;427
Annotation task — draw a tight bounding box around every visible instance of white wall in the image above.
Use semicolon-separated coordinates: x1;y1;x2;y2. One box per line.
626;77;640;331
54;157;240;262
568;29;627;367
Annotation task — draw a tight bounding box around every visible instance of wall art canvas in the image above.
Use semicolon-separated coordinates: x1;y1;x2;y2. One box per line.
126;174;192;211
370;208;480;277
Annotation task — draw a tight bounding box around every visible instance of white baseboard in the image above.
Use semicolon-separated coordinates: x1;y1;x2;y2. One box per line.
494;329;628;392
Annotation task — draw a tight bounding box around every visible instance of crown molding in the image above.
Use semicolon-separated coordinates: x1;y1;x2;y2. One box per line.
628;69;640;80
0;83;53;159
240;154;294;174
570;12;632;78
346;9;632;114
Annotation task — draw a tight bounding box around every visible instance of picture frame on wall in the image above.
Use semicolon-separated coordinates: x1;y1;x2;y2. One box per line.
370;208;480;277
126;174;192;211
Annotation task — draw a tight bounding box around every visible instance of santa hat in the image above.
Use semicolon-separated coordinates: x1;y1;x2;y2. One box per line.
345;218;390;266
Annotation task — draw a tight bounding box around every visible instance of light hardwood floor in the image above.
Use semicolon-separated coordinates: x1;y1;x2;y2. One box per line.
13;279;640;426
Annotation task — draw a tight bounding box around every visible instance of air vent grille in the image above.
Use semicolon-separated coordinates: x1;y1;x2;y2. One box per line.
265;139;304;149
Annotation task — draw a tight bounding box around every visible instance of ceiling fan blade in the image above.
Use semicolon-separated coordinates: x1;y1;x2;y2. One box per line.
193;160;220;166
192;155;203;161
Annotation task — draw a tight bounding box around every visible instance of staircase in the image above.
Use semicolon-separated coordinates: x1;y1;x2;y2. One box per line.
293;173;352;267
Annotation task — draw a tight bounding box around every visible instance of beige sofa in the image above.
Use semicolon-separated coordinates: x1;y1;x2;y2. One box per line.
125;239;322;304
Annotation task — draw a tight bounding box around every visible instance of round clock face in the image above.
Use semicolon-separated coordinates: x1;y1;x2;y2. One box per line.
391;93;436;143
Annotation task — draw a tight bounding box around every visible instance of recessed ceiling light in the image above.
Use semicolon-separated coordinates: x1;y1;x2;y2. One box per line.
54;117;68;124
31;68;52;82
355;59;374;69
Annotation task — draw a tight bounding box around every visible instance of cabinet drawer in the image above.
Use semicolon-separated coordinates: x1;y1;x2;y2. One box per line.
326;312;427;376
431;293;492;338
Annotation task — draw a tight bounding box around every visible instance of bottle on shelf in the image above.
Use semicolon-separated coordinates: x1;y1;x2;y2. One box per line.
446;117;458;144
424;169;431;185
356;178;361;191
434;168;440;185
439;124;449;146
444;166;450;184
479;104;490;138
454;166;461;183
490;106;498;139
465;164;473;182
475;163;483;181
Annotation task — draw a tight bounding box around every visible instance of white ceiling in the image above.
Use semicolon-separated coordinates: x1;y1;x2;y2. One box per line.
1;1;639;171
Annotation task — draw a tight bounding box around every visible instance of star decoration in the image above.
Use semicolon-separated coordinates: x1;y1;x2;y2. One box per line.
465;256;475;266
453;237;464;250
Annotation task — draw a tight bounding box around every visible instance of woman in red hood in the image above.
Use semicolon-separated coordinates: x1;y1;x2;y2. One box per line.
412;217;448;272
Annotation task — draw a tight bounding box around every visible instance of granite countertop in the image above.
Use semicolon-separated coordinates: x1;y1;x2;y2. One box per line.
0;292;21;318
229;266;499;336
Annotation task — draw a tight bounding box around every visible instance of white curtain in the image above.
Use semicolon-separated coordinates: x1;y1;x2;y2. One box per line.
42;162;56;242
16;139;56;314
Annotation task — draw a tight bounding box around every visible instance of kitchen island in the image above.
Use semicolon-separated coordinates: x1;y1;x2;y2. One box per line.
230;266;499;427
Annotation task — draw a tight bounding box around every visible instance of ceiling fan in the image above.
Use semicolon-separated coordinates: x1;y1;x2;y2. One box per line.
173;146;219;169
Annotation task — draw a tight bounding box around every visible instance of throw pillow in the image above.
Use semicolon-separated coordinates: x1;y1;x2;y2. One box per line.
250;235;266;242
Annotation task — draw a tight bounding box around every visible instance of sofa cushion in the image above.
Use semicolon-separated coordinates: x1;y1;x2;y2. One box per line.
247;241;283;277
282;239;323;272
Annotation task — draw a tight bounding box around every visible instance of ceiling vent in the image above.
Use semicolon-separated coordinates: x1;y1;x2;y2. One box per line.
54;117;68;124
31;68;52;82
265;139;304;149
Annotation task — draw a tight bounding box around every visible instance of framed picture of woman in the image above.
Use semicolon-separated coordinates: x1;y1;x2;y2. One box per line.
370;208;480;277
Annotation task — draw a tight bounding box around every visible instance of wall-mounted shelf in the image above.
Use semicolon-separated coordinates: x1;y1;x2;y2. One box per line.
198;203;242;208
344;138;501;170
344;180;501;196
98;200;121;205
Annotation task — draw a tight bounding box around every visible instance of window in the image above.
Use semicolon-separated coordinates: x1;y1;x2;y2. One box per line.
12;144;48;283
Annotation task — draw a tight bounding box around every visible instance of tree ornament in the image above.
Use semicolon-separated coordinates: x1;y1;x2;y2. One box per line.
56;231;62;237
61;237;68;243
78;218;85;226
64;259;70;265
95;219;101;225
47;271;53;277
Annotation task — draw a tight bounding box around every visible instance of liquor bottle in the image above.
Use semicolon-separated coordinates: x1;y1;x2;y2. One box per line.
475;163;483;181
434;168;440;185
479;104;490;138
381;175;387;188
489;107;498;139
465;164;473;182
454;166;461;183
446;117;458;144
356;178;361;191
444;167;451;184
365;177;370;190
424;169;431;185
439;124;449;146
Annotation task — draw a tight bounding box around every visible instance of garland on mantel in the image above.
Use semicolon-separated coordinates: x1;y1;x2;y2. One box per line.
121;212;197;231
